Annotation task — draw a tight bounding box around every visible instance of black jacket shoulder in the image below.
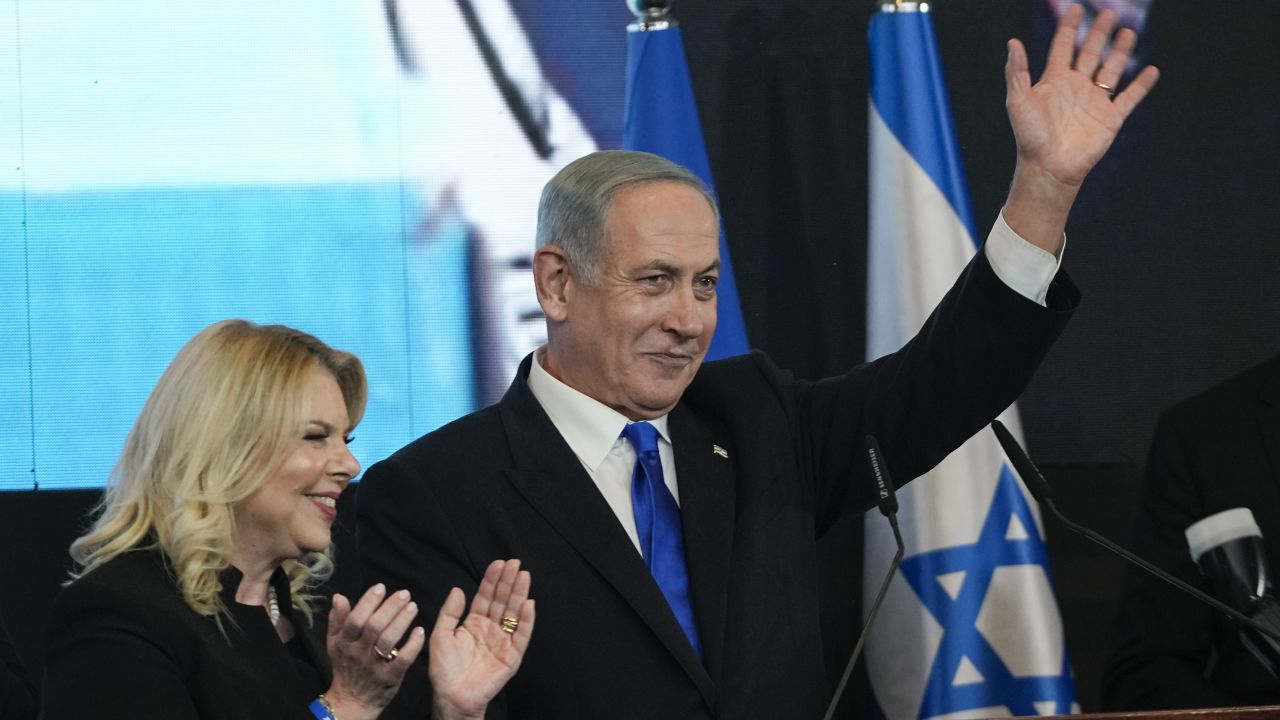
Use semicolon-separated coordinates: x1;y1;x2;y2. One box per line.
44;548;327;720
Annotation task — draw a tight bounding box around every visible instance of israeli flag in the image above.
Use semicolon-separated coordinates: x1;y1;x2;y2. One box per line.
863;4;1078;717
622;13;750;359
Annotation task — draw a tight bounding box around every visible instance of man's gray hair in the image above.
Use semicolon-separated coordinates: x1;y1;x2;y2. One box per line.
535;150;719;283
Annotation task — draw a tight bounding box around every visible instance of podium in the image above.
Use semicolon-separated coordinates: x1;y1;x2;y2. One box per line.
1032;708;1280;719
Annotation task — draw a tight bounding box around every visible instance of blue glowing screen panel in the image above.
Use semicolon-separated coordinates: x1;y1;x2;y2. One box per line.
1;0;631;489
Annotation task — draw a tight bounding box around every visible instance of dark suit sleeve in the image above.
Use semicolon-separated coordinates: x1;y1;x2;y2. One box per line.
790;250;1077;531
43;578;201;720
1100;411;1241;710
0;614;38;720
357;456;504;720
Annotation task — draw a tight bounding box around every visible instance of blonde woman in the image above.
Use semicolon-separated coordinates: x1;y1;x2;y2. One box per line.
42;320;534;720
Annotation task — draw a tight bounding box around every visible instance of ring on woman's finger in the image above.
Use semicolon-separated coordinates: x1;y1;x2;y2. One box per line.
374;645;399;662
500;615;519;634
1092;80;1116;98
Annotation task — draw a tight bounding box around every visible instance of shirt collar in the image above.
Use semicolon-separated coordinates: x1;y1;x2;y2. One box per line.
527;347;671;471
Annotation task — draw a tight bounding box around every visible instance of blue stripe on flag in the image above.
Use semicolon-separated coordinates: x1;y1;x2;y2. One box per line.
623;26;750;360
869;10;978;245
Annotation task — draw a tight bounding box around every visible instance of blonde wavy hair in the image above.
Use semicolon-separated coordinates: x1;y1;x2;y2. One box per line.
70;319;367;624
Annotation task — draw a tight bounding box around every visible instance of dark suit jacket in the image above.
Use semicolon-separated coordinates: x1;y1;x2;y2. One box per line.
357;252;1077;719
43;547;332;719
0;612;38;720
1103;354;1280;710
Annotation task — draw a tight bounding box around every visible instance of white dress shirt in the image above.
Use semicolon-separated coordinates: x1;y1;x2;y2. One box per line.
526;215;1061;554
985;211;1063;306
527;348;681;552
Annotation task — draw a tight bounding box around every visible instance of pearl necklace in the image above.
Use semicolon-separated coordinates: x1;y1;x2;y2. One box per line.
267;585;280;626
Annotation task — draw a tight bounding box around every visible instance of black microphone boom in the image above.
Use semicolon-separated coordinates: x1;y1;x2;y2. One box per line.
823;435;905;720
990;419;1280;646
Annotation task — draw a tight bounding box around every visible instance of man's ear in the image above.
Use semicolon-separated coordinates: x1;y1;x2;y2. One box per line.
533;245;573;322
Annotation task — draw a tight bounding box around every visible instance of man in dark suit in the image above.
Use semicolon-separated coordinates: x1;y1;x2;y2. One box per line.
358;8;1158;717
1103;354;1280;709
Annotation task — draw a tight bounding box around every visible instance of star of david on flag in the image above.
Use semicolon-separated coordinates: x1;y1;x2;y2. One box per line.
861;3;1078;718
899;467;1075;717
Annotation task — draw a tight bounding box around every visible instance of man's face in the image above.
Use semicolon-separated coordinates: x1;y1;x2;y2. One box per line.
549;180;720;420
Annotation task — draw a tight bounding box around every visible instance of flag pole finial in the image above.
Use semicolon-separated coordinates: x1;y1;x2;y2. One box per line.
882;1;930;12
627;0;678;32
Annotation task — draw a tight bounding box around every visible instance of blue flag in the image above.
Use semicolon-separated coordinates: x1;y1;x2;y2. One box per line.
863;5;1078;718
622;20;749;360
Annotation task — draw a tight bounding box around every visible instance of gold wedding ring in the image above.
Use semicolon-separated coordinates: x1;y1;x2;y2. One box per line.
1092;80;1116;97
374;645;399;662
500;615;519;634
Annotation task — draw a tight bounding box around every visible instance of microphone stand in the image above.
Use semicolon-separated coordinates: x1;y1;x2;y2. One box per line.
823;436;905;720
991;419;1280;646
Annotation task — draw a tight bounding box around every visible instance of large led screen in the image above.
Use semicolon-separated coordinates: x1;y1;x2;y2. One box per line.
1;0;631;489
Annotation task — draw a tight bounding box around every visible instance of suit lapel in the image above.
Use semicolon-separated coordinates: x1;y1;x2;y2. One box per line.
670;403;736;682
497;359;715;707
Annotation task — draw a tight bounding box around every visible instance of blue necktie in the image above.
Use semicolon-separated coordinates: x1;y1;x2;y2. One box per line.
622;421;702;659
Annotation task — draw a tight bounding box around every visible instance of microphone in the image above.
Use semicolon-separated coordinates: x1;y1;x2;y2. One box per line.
823;435;905;720
1187;508;1280;676
990;419;1280;646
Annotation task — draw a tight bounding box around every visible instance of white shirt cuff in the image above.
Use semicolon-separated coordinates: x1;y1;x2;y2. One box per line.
983;211;1064;306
